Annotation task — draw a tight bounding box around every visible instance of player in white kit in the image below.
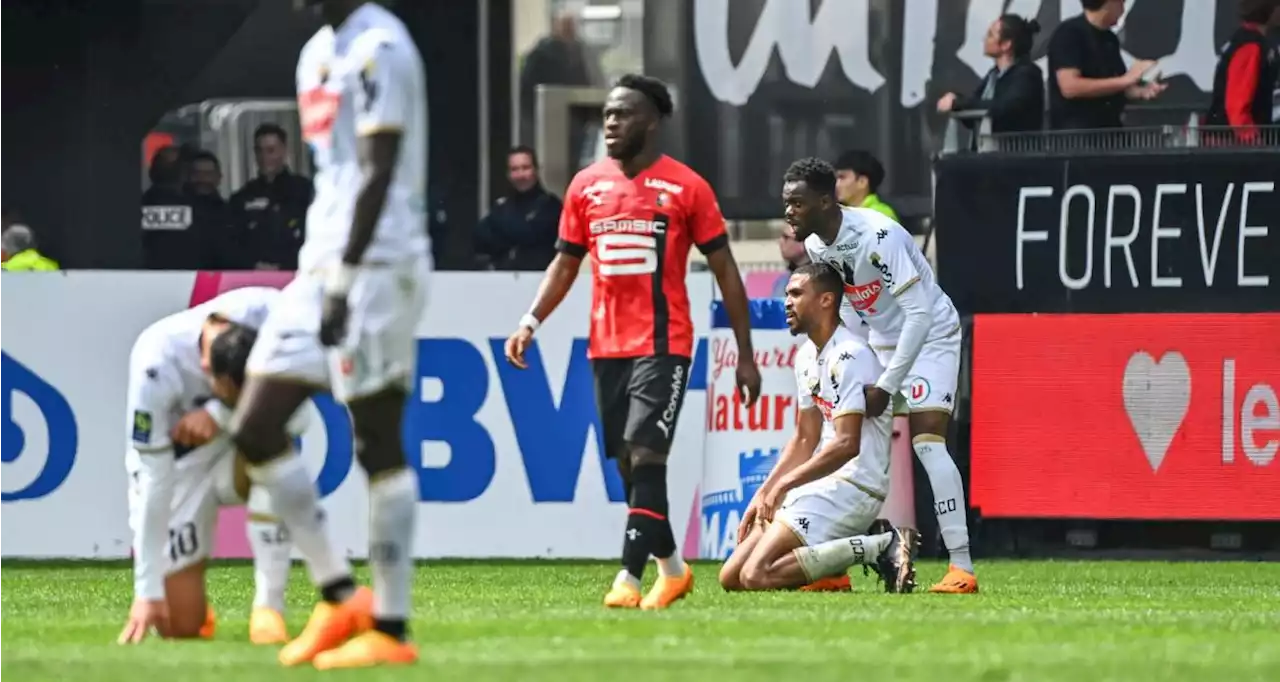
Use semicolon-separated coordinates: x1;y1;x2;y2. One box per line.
784;157;979;594
117;287;297;646
719;264;916;593
228;0;429;669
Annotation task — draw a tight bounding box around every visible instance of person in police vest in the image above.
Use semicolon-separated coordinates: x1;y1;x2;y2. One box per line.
1207;0;1280;142
832;150;899;222
229;123;314;271
142;146;230;270
1;224;59;271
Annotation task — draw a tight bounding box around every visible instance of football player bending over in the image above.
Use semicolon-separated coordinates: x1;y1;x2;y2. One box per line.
119;289;299;645
720;264;916;593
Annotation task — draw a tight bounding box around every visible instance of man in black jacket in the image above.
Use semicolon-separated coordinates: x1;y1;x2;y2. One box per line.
474;146;561;271
230;123;314;270
938;14;1045;133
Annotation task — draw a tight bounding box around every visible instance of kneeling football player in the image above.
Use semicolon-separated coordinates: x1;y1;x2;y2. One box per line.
719;264;916;593
118;289;300;645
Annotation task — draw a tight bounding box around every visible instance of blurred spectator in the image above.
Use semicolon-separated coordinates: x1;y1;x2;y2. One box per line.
474;146;561;271
230;123;313;270
187;150;224;198
1047;0;1165;130
772;224;809;297
832;150;899;221
2;224;59;271
937;15;1045;133
519;11;599;154
1206;0;1280;142
141;146;236;270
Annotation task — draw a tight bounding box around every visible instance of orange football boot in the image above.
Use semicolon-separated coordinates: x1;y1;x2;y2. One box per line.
278;586;374;666
198;605;216;639
312;630;419;670
249;607;289;645
799;575;852;592
603;580;642;608
928;565;979;594
640;569;694;610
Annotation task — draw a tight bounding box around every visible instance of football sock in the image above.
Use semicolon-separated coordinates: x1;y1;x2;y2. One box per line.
246;485;291;613
369;467;418;641
621;464;673;581
655;553;686;578
248;453;353;602
913;436;974;573
794;532;893;581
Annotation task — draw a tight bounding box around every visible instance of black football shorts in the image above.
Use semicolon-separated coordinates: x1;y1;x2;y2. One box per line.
591;355;691;459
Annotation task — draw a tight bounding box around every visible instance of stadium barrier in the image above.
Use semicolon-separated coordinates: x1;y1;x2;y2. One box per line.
935;136;1280;551
5;272;920;560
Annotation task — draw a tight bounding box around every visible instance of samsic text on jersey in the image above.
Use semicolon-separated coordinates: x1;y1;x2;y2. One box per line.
557;156;729;359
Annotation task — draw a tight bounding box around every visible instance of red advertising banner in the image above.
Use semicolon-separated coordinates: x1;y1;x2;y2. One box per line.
971;314;1280;520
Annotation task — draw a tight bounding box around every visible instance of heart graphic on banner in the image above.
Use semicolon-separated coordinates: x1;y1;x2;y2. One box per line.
1122;351;1192;472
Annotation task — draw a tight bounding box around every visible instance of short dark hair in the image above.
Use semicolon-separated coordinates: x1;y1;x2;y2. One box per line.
210;324;258;389
191;150;221;170
998;14;1041;59
254;123;288;145
1079;0;1110;11
149;145;182;185
783;157;838;197
833;150;885;193
1241;0;1280;23
509;145;539;167
793;262;845;305
614;74;674;118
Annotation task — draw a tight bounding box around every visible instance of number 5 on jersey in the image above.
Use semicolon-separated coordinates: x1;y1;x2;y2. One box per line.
597;233;658;276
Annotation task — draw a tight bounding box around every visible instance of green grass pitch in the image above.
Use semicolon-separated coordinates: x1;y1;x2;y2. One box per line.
3;560;1278;681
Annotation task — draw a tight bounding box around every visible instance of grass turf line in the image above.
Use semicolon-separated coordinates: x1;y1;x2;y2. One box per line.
2;560;1278;681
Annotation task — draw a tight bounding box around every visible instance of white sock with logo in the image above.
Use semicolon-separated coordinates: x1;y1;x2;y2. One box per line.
368;468;418;620
246;484;292;613
913;437;974;573
248;453;352;588
794;532;892;581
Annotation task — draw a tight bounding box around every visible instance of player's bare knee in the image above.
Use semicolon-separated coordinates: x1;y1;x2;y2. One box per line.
718;562;746;591
739;560;771;591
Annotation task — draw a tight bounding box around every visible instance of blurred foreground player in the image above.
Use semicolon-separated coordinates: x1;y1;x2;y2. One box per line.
784;158;978;594
719;264;915;593
227;0;429;669
118;288;295;645
504;74;762;610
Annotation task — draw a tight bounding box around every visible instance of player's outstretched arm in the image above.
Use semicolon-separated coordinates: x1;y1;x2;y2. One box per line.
504;251;582;369
705;247;761;406
506;169;590;369
121;444;176;643
875;283;933;401
743;407;820;536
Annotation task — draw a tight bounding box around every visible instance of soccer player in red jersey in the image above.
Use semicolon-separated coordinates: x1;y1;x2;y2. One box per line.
505;74;762;610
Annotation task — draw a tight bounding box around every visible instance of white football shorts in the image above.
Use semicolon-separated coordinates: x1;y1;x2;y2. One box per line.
774;476;885;546
246;259;429;403
126;438;242;575
875;331;961;415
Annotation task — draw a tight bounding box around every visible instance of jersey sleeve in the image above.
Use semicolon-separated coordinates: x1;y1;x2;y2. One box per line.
555;175;589;259
125;344;181;601
831;346;870;418
878;227;925;297
353;40;415;137
689;177;729;255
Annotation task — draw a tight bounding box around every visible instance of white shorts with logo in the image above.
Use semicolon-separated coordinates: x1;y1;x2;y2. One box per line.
126;438;242;575
774;476;885;546
875;331;961;415
246;260;429;403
